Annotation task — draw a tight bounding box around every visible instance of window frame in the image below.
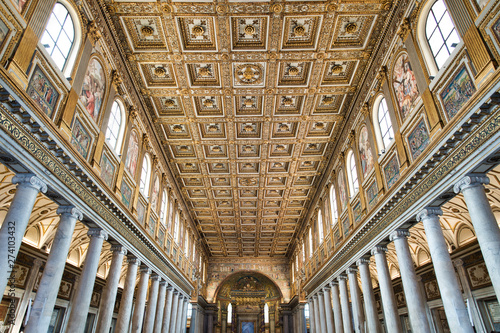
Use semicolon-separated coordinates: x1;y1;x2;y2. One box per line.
347;150;359;196
329;184;338;227
105;100;126;155
373;95;395;153
308;227;313;258
139;154;152;197
160;190;168;225
317;209;324;244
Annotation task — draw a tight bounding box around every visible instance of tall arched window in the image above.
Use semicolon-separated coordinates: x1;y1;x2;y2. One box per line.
227;303;232;324
377;97;394;151
184;232;189;253
301;242;305;263
139;154;151;197
426;0;460;70
318;209;324;244
187;303;193;319
173;211;180;243
160;190;168;225
329;184;338;226
308;228;313;257
264;304;269;324
304;303;310;319
41;2;80;76
105;101;125;154
347;151;359;194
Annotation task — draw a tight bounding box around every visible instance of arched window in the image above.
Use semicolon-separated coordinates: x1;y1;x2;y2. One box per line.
264;304;269;324
308;228;313;257
318;209;324;244
184;232;189;253
160;190;168;225
291;261;295;282
139;154;151;197
41;2;80;76
301;242;305;263
173;211;180;243
329;184;338;226
304;303;310;319
426;0;460;70
227;303;232;324
377;97;394;151
105;101;125;154
187;303;193;319
347;151;359;194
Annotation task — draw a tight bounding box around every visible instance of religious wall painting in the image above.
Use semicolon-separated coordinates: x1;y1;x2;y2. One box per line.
150;174;160;212
70;118;91;159
158;228;165;248
358;125;374;178
0;19;10;51
353;201;362;224
493;15;500;46
366;181;378;210
342;218;350;238
337;168;348;211
408;118;430;161
137;200;146;225
10;0;27;13
440;65;476;120
334;228;341;244
125;130;139;177
120;181;132;208
80;57;106;123
166;239;171;255
27;65;60;118
100;153;115;188
148;216;156;236
384;154;400;189
392;53;419;120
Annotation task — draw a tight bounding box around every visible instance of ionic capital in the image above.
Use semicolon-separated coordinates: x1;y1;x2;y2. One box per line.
389;229;410;242
313;294;318;300
356;258;371;267
346;267;358;275
323;285;331;292
453;174;489;194
12;173;47;193
337;274;348;281
127;257;140;265
111;244;127;256
371;245;388;256
160;280;167;286
453;258;464;268
88;228;108;240
151;273;160;281
330;280;339;287
139;266;152;274
57;206;83;221
416;208;443;222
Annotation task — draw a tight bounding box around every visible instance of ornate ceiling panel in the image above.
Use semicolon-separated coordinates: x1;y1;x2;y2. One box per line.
106;0;390;257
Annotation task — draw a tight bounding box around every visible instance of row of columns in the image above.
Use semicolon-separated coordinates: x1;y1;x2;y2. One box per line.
306;174;500;333
0;173;190;333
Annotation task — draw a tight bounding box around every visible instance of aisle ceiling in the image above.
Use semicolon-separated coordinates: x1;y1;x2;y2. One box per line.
106;0;391;257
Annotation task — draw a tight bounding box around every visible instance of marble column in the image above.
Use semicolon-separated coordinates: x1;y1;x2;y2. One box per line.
357;258;381;333
323;286;335;333
0;174;47;295
390;229;431;333
131;266;151;333
175;294;185;332
115;257;140;333
454;175;500;300
153;280;167;333
24;207;82;333
143;274;160;333
331;281;344;333
454;259;485;331
161;286;174;333
169;290;179;333
12;258;43;332
95;245;127;333
307;298;316;333
221;309;227;333
317;291;327;333
417;208;474;333
66;228;108;333
372;245;402;333
338;275;353;333
180;298;189;333
347;267;365;333
313;295;321;333
206;308;214;333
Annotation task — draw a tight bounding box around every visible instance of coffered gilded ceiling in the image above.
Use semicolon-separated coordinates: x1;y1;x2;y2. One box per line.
106;0;390;257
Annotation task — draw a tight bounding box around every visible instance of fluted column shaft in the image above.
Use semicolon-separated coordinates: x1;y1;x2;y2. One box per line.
390;230;431;333
417;208;473;333
372;246;402;333
0;174;47;295
131;266;151;333
331;281;344;333
357;258;381;333
313;295;321;333
154;281;167;333
66;228;108;333
323;287;335;333
180;298;189;332
455;175;500;300
143;274;160;333
308;298;316;333
95;245;127;333
25;207;82;333
317;292;327;333
115;257;140;333
175;295;185;332
169;291;179;333
161;286;174;333
338;275;353;333
347;268;365;333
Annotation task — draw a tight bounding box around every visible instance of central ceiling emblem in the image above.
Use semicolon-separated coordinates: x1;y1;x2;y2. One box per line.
235;64;264;85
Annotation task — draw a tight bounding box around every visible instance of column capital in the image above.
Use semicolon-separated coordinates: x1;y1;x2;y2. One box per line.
127;257;140;265
88;228;108;240
151;273;160;281
389;229;410;242
12;173;47;193
346;267;358;275
356;258;370;266
416;207;442;222
330;280;339;287
371;245;388;256
313;294;318;300
454;174;489;193
32;258;43;268
317;290;324;296
323;285;331;292
337;274;348;281
160;280;167;286
57;206;83;220
111;244;127;256
173;289;179;295
166;285;174;290
139;266;151;274
453;258;464;267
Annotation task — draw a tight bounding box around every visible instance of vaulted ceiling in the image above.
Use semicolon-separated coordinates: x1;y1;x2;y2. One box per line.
105;0;392;257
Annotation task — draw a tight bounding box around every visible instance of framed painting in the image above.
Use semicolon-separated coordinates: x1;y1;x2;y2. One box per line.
342;218;350;238
0;18;10;53
407;118;430;160
366;181;378;211
125;130;139;176
148;216;156;236
137;200;146;224
158;228;165;248
26;65;60;118
358;125;374;178
150;174;160;212
121;181;132;208
384;154;400;190
100;153;115;188
392;52;419;120
80;57;106;123
493;15;500;45
440;65;476;120
70;118;91;159
10;0;27;13
353;201;362;224
337;168;348;211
